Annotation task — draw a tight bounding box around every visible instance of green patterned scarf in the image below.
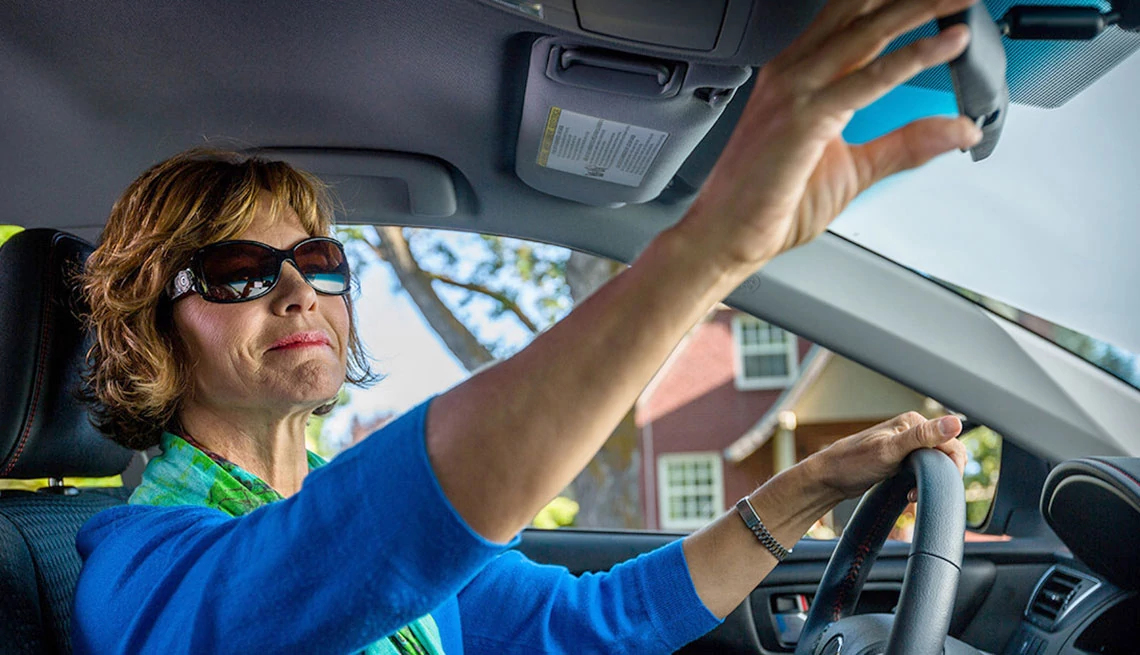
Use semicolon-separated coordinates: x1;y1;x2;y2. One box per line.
129;431;445;655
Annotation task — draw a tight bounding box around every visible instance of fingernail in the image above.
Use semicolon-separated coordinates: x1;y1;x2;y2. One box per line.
938;416;958;437
959;121;983;153
970;124;985;145
948;24;971;49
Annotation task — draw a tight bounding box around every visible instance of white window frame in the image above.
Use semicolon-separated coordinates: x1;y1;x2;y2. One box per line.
731;314;799;390
657;452;724;530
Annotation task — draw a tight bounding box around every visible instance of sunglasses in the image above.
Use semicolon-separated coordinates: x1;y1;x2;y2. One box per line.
167;237;351;303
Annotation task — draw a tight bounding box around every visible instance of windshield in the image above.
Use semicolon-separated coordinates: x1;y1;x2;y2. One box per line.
830;53;1140;359
938;278;1140;390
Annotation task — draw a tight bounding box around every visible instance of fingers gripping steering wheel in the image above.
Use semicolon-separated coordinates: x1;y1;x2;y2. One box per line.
794;449;980;655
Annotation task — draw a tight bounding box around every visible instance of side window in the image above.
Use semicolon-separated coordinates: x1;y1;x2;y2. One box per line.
320;227;1002;539
962;425;1002;527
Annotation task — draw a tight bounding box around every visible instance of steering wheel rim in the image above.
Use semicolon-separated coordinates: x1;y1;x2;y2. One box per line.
794;448;965;655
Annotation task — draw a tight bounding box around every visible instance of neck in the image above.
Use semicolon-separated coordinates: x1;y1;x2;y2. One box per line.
175;403;312;498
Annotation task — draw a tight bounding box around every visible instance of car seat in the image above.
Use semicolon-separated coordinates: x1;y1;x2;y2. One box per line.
0;229;135;654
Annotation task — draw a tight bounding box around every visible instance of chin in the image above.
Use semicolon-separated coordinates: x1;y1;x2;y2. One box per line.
284;362;345;404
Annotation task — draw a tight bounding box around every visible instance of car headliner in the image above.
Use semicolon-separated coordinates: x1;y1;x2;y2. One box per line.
3;1;1139;459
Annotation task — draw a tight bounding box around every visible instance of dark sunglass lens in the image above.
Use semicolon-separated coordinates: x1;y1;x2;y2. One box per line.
294;240;349;294
198;243;280;301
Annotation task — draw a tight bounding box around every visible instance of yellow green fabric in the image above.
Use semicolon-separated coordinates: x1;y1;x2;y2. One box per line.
0;225;24;247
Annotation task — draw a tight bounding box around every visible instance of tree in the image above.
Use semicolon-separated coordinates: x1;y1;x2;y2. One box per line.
960;426;1002;527
337;226;644;528
561;252;643;529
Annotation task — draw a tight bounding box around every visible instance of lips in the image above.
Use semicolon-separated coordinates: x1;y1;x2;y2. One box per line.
267;331;332;351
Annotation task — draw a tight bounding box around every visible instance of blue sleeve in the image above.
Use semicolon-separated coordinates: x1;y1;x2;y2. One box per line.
72;399;515;655
458;540;721;654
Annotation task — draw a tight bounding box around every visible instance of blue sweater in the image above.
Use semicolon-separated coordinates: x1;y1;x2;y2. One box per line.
72;401;721;654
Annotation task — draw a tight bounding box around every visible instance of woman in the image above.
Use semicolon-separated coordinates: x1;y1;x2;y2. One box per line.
72;0;980;652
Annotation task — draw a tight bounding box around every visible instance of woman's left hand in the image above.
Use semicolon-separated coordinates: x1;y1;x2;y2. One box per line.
801;412;967;502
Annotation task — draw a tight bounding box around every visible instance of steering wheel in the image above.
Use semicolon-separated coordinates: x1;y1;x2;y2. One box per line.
794;448;980;655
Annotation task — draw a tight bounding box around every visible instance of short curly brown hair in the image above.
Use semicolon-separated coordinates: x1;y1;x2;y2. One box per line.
80;148;375;450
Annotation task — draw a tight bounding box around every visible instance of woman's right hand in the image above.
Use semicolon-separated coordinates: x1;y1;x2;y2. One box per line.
432;0;985;545
676;0;984;277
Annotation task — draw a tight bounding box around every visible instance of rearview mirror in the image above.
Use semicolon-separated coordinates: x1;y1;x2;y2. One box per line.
938;5;1009;161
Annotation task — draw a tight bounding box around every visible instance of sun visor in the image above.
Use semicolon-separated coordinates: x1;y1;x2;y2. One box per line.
253;149;458;220
515;37;750;207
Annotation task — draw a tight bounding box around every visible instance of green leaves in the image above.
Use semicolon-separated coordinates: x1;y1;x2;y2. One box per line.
961;426;1002;528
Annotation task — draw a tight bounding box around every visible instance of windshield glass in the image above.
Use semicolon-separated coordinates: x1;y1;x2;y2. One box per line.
937;278;1140;389
829;54;1140;359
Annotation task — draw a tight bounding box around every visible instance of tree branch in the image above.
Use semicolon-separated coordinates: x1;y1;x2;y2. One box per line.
425;272;539;334
365;226;494;372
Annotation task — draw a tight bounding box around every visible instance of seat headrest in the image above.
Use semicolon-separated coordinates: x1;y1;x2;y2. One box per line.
0;229;134;479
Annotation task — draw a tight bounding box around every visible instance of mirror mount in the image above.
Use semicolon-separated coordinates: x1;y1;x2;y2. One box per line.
996;2;1140;39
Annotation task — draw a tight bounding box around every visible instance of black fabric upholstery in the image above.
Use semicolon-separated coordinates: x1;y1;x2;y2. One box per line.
0;228;133;479
0;488;130;655
1;228;135;654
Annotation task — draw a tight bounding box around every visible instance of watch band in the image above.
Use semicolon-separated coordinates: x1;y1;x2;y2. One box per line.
735;496;792;562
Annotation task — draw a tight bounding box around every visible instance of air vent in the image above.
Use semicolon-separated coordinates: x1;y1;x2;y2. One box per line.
1026;567;1098;629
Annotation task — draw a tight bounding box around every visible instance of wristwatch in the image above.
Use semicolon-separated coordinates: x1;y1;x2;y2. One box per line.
735;496;792;561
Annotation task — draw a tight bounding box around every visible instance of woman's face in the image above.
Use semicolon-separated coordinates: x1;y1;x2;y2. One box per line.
172;194;349;419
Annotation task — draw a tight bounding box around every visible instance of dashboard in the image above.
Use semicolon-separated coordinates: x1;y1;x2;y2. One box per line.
1004;563;1138;654
1005;455;1140;655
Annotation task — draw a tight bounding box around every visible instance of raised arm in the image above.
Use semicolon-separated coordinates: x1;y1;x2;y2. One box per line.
427;0;985;544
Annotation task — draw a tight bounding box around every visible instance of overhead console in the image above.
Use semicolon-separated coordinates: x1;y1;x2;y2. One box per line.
573;0;744;53
477;0;824;61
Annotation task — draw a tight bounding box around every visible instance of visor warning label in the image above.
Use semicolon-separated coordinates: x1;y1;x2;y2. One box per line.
536;107;668;188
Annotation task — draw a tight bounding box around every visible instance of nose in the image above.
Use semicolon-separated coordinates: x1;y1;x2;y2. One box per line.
269;261;318;314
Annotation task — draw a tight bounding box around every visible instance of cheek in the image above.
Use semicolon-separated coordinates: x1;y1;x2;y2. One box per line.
173;302;255;373
330;299;351;360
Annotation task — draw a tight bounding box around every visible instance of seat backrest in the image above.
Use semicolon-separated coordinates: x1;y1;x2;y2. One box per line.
0;488;130;655
0;229;135;655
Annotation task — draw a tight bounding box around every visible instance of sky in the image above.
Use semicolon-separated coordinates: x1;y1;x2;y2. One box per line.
321;230;577;449
320;252;468;446
832;53;1140;355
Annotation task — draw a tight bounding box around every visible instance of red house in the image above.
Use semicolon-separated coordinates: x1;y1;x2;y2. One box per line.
636;307;943;531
